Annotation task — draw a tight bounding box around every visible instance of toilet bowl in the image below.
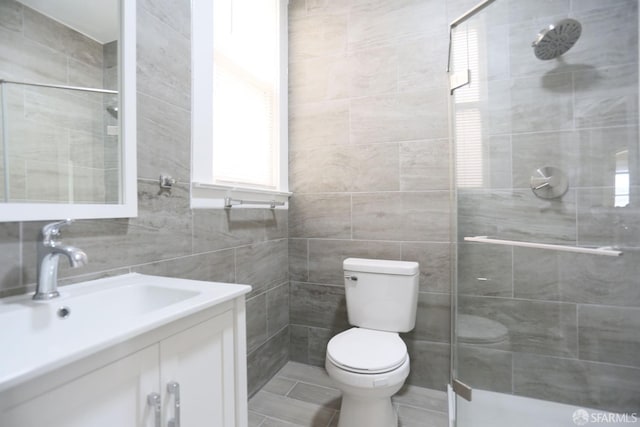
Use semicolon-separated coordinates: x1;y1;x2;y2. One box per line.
326;327;410;427
325;258;420;427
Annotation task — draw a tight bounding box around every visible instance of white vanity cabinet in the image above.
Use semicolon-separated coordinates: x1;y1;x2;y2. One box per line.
0;291;248;427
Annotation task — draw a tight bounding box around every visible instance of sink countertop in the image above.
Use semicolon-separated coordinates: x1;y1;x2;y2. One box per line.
0;273;251;392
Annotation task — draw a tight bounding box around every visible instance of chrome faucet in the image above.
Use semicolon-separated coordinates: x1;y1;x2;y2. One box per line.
34;219;88;300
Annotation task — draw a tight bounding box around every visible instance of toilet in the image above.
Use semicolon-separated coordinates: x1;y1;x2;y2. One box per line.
325;258;419;427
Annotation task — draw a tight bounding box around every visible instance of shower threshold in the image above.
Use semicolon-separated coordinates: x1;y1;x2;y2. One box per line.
455;389;639;426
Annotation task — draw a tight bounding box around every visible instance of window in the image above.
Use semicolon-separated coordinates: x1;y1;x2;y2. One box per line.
191;0;289;208
452;26;483;189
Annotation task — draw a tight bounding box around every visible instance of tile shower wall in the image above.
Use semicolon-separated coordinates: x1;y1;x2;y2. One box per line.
454;0;640;412
0;0;289;396
287;0;464;391
0;0;112;203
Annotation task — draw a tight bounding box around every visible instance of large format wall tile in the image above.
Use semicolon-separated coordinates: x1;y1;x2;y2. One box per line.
348;0;446;52
267;283;290;337
137;92;191;181
509;73;574;134
352;192;450;241
459;296;578;357
289;194;351;239
578;305;640;368
308;326;337;366
289;56;349;105
288;238;308;282
574;64;639;128
137;5;191;110
289;324;309;364
23;181;193;282
288;100;350;151
0;0;22;33
24;88;103;136
511;127;639;189
403;292;451;343
397;36;449;91
350;89;449;144
236;239;288;298
0;25;67;84
401;242;451;293
570;2;638;70
131;249;236;283
290;282;349;331
507;0;570;24
247;293;268;353
458;189;577;244
400;139;450;191
577;186;640;249
140;0;191;39
457;345;513;393
192;209;267;252
405;340;450;391
290;144;399;193
247;327;290;397
513;247;640;307
0;223;21;294
289;12;348;62
23;7;103;68
348;45;398;97
513;353;640;413
307;239;402;285
458;243;513;297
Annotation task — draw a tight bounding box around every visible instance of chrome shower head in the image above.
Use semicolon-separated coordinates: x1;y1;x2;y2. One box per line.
532;18;582;60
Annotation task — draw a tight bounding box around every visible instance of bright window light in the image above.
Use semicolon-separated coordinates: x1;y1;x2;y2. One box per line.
212;0;279;189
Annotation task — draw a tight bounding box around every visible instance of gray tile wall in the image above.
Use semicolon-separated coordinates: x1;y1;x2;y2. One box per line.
455;0;640;412
0;0;289;397
287;0;457;391
0;0;113;203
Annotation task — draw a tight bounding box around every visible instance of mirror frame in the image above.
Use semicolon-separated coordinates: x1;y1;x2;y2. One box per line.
0;0;137;222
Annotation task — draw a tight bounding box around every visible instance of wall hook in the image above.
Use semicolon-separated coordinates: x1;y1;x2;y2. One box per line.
160;175;176;189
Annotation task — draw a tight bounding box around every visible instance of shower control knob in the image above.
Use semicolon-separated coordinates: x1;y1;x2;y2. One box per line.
530;166;569;200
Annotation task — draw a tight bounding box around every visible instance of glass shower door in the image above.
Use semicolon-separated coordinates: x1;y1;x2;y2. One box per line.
450;1;640;426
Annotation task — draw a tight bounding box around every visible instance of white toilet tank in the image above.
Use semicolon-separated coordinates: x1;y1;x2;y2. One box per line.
343;258;419;333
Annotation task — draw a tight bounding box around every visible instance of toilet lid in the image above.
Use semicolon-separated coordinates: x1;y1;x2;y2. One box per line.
327;328;407;374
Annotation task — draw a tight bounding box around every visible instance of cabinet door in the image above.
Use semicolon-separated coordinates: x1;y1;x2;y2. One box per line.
160;310;236;427
0;345;160;427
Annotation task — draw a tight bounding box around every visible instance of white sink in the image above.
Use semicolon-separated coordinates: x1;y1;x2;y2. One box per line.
0;273;251;392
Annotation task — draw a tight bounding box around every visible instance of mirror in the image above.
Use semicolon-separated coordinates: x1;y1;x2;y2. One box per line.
0;0;137;221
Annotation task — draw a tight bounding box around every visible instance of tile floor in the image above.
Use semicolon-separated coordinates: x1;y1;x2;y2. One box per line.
248;361;449;427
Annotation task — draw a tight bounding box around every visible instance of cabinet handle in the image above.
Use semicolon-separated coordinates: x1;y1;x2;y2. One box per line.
147;392;161;427
167;382;181;427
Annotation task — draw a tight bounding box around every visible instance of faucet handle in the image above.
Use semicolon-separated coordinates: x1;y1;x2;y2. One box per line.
41;219;74;239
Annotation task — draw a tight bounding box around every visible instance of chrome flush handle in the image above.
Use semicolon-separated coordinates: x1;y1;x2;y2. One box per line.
167;382;181;427
344;275;358;281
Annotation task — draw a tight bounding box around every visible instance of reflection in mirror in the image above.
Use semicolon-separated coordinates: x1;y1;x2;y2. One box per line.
615;150;630;208
0;0;121;205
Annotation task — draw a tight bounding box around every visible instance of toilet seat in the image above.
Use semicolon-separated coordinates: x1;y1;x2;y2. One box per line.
327;327;407;374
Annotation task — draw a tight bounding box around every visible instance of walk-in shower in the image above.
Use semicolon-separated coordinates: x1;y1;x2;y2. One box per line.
448;0;640;426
